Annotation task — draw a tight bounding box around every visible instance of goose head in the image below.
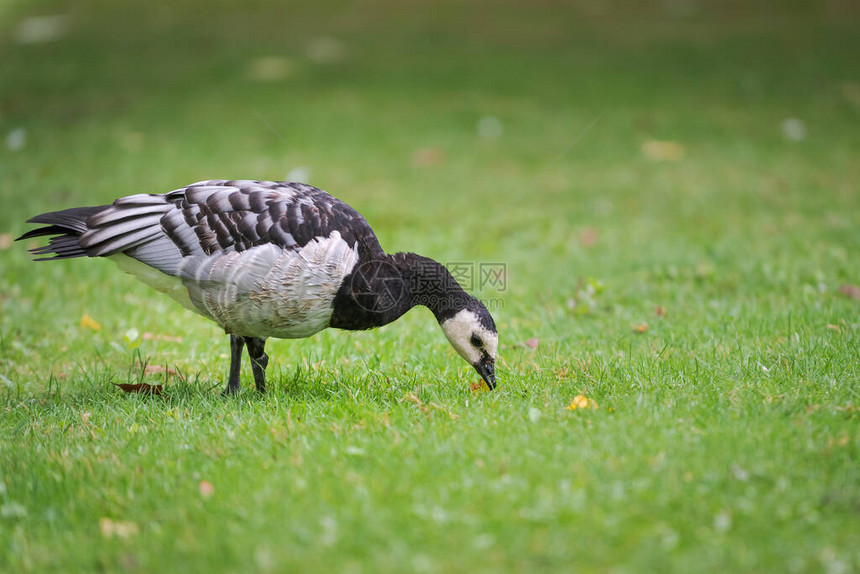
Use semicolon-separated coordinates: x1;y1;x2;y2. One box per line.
439;297;498;389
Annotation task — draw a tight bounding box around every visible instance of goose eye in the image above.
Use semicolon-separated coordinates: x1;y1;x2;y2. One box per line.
470;334;483;348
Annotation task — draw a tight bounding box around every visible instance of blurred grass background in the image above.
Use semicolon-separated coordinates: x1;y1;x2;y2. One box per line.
1;1;859;572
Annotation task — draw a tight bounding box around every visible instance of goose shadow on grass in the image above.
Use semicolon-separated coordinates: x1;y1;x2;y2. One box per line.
7;364;481;414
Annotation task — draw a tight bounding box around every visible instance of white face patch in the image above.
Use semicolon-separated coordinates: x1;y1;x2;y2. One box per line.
440;309;498;366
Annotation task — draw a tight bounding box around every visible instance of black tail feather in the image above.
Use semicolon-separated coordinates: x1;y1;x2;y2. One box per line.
25;205;108;233
16;205;109;260
17;225;72;241
30;236;88;260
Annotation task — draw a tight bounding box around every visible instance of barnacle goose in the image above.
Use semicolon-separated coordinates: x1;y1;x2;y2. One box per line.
17;179;498;394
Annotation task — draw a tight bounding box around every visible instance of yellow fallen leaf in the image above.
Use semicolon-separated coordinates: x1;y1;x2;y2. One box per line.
565;395;598;410
642;140;685;162
470;380;489;392
633;322;649;334
99;517;139;539
247;56;293;81
80;314;101;331
306;36;346;64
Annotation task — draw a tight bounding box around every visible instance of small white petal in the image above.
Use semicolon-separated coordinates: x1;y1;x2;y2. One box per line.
286;166;311;183
781;118;806;141
306;37;346;64
5;128;26;151
477;116;504;140
15;15;70;44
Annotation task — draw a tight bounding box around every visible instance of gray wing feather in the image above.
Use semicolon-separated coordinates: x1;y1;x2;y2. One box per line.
88;204;170;226
125;237;185;276
113;194;171;206
72;179;382;278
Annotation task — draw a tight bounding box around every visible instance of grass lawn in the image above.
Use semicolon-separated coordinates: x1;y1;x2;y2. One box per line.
1;1;859;572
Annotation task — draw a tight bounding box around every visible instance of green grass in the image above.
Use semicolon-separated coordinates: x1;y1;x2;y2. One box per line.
1;1;859;572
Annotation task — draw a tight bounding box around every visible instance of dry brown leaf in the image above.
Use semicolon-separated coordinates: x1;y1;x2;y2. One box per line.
579;227;599;247
199;480;215;498
826;324;842;333
143;365;177;377
655;306;666;317
843;82;860;107
114;383;163;395
306;36;346;64
99;517;139;539
835;405;860;413
412;147;444;167
633;323;649;334
838;284;860;300
399;392;423;406
118;131;143;152
142;332;183;343
429;402;460;419
524;337;539;350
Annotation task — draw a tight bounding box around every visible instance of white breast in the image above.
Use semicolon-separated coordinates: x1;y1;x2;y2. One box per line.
111;231;359;339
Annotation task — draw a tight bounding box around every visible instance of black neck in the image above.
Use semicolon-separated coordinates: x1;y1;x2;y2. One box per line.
330;252;469;331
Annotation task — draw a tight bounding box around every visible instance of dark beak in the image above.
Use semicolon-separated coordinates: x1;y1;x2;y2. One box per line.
473;358;496;390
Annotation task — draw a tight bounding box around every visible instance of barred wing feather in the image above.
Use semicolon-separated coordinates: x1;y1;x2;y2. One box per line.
79;179;381;276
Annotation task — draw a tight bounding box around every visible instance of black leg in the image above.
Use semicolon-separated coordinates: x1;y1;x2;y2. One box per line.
244;337;269;393
223;335;245;395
